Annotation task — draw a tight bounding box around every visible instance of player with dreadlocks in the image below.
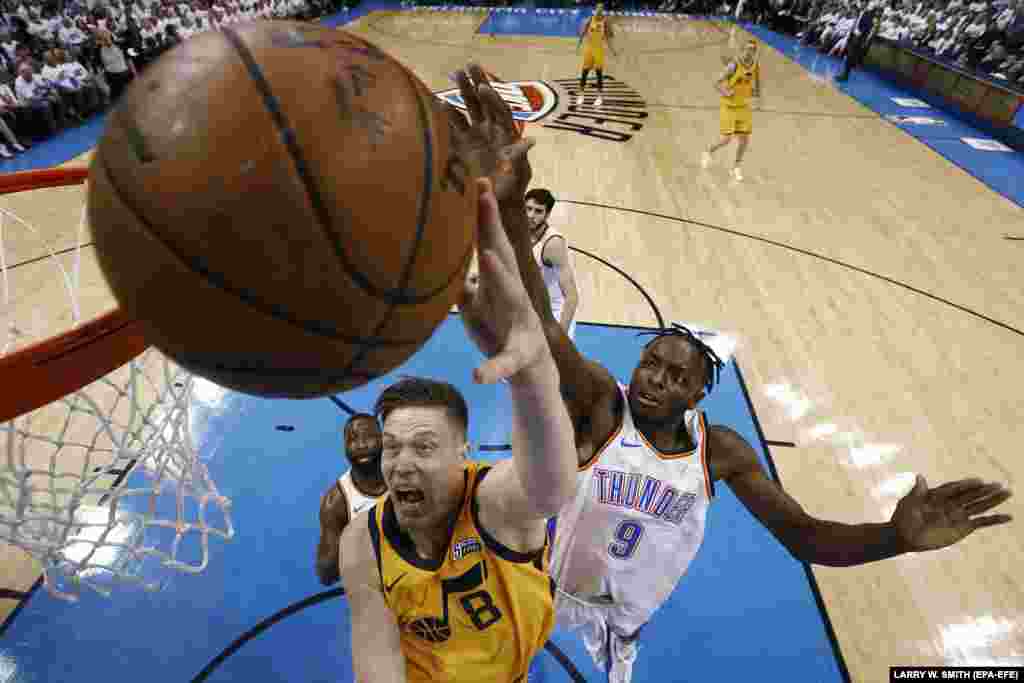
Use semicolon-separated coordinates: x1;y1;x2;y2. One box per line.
496;142;1012;682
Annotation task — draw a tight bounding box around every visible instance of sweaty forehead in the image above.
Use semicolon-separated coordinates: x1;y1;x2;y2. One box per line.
382;406;452;440
645;336;704;367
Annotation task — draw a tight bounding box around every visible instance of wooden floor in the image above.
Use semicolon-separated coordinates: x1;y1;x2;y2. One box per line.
2;12;1022;678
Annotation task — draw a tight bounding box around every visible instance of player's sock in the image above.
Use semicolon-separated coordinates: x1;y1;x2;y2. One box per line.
579;69;590;91
596;69;604;91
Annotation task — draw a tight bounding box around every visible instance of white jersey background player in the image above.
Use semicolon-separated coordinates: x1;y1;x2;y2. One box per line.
503;172;1013;683
315;413;386;586
524;188;579;340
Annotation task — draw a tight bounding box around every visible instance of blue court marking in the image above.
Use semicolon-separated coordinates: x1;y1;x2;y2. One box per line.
477;7;588;37
0;318;845;682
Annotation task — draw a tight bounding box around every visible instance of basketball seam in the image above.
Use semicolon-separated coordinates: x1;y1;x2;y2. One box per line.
96;148;423;349
336;50;440;379
222;26;459;305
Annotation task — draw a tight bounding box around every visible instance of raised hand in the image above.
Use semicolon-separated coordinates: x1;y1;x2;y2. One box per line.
458;179;547;385
892;475;1013;552
447;64;534;205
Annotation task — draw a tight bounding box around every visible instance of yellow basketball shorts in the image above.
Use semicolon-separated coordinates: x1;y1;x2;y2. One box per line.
719;103;753;136
582;46;605;71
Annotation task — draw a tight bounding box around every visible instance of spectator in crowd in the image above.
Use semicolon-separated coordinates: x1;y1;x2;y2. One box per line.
0;78;27;157
977;38;1008;72
13;61;67;138
40;48;86;120
58;16;89;59
96;27;134;101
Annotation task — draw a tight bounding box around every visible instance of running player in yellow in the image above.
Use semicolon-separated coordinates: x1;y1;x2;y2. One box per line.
577;3;618;107
701;39;761;181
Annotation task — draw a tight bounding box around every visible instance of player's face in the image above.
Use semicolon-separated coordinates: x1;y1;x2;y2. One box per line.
628;337;707;423
381;406;468;532
345;417;382;466
524;199;549;230
741;44;757;65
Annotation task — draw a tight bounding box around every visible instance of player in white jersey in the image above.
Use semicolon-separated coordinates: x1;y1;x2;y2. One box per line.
499;143;1013;682
524;188;579;340
315;413;387;586
549;378;711;656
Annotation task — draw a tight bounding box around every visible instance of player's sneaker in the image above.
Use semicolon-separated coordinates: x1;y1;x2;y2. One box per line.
576;94;585;106
608;631;639;683
732;166;743;181
700;151;712;168
594;96;603;107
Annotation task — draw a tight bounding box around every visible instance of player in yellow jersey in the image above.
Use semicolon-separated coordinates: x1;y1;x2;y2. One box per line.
701;39;761;182
339;63;579;683
576;3;618;107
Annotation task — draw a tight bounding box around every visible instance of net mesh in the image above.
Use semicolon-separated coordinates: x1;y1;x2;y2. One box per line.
0;169;234;602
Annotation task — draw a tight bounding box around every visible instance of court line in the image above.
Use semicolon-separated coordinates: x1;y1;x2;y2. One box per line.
568;246;665;329
563;199;1024;340
0;576;42;638
733;362;853;683
189;585;586;683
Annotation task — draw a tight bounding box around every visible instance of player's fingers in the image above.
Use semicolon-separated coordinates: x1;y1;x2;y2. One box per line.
477;80;517;139
501;137;536;164
929;478;984;500
443;101;472;135
969;514;1013;530
961;487;1012;515
466;64;495;123
455;69;484;125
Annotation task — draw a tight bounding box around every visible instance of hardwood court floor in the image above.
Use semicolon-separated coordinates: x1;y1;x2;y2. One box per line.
0;13;1020;679
346;11;1023;677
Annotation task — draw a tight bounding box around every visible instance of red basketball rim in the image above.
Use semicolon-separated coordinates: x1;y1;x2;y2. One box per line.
0;167;150;424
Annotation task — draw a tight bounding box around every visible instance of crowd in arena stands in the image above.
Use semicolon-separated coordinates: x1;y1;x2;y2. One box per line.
0;0;350;160
760;0;1024;87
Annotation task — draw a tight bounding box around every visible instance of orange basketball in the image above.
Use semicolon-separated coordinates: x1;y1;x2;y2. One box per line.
88;22;476;399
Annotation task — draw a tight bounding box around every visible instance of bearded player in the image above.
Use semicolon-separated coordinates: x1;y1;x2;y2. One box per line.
316;413;387;586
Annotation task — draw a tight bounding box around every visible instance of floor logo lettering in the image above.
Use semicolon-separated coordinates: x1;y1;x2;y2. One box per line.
434;74;648;143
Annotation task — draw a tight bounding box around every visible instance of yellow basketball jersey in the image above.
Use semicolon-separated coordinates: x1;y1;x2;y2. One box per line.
722;59;759;108
368;461;556;683
586;16;608;47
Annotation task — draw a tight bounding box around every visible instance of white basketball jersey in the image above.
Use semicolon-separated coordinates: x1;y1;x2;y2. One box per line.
532;226;576;338
550;383;712;617
337;471;381;520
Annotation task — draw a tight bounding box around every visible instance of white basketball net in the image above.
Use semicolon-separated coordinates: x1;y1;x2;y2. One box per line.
0;172;234;602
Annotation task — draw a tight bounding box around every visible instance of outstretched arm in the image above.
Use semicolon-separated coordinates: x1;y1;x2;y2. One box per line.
501;202;619;440
465;183;577;521
315;484;349;586
450;64;619;454
712;426;1013;567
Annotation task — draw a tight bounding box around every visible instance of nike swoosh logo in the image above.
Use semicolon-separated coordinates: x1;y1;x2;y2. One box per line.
385;573;407;594
620;438;642;448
